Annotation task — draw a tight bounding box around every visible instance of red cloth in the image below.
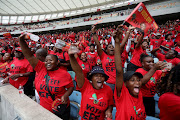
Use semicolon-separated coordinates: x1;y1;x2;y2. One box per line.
100;52;115;84
114;83;146;120
86;52;98;69
175;46;180;53
159;92;180;120
136;68;162;97
157;53;180;66
9;58;33;89
79;79;114;120
34;60;74;112
130;46;147;67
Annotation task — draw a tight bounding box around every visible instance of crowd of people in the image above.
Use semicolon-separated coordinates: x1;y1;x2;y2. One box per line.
0;18;180;120
0;8;133;33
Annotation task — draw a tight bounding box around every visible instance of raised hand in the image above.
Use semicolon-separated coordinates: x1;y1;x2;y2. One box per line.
91;25;96;34
154;61;167;70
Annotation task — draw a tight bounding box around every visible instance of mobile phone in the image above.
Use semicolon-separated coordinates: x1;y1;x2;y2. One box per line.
160;45;169;51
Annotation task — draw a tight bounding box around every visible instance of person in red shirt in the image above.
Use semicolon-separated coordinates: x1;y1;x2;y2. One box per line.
136;54;166;116
161;33;174;50
86;44;98;69
114;29;146;120
157;65;180;120
127;29;148;71
0;52;13;79
18;34;74;120
75;52;90;79
69;49;114;120
92;25;117;92
151;48;180;67
2;47;33;90
150;33;163;51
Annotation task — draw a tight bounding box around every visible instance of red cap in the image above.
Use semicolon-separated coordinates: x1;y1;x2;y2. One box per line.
15;47;22;52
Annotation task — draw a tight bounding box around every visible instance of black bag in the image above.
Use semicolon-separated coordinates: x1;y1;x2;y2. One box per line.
45;73;67;117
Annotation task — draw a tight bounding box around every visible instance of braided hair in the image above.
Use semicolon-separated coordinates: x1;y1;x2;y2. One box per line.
156;65;180;96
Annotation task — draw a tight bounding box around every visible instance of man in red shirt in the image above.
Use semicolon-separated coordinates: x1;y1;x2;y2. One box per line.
150;33;163;51
151;48;180;67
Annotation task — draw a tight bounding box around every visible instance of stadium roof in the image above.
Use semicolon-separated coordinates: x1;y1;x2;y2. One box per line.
0;0;146;25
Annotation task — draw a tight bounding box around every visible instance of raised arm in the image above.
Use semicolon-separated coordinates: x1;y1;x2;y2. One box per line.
68;50;84;89
140;61;166;85
151;47;160;57
19;34;38;69
114;26;124;97
120;26;135;54
135;29;144;48
91;25;103;56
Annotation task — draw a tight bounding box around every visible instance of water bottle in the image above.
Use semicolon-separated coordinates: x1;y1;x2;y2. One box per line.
22;32;39;42
55;39;79;53
18;84;24;97
26;33;39;42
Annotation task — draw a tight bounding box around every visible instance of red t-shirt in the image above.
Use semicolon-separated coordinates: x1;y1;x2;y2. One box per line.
100;52;115;84
86;52;98;69
121;50;128;68
150;38;163;49
9;58;33;89
158;92;180;120
130;46;147;67
114;83;146;120
79;79;114;120
175;46;180;53
161;40;174;49
76;57;90;79
56;51;70;61
84;46;90;53
157;53;180;66
34;60;74;112
136;68;162;97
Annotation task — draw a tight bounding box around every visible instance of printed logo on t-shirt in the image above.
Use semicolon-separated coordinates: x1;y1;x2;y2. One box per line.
81;64;85;70
150;77;156;84
89;93;103;104
87;55;91;59
11;64;15;69
107;57;113;62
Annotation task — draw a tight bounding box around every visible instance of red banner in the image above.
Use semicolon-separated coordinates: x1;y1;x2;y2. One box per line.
3;32;12;38
125;2;158;33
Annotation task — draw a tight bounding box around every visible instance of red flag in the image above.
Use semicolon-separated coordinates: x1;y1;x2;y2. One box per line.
3;32;12;38
125;2;158;33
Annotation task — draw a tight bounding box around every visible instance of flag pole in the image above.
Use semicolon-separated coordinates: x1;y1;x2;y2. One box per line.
122;20;126;25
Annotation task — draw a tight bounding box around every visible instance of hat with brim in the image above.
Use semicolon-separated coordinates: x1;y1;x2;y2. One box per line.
15;47;22;52
123;71;143;82
87;66;109;81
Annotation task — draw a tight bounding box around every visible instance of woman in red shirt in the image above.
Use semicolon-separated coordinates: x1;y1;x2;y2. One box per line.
75;52;90;81
157;65;180;120
69;47;114;120
18;34;74;120
114;28;146;120
127;29;149;71
136;54;166;116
